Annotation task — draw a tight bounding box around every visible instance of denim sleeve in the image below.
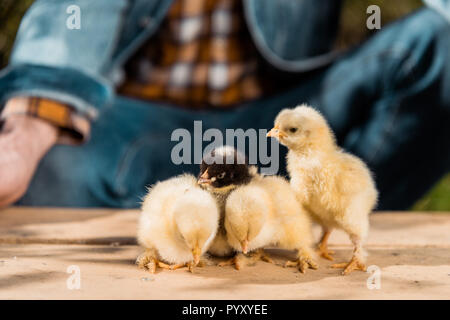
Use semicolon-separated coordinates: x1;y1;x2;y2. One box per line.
424;0;450;22
0;0;128;120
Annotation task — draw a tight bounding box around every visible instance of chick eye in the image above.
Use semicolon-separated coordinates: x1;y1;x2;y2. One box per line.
289;127;298;133
217;172;226;179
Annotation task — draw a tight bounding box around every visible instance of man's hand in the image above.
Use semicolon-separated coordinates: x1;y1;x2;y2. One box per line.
0;105;58;207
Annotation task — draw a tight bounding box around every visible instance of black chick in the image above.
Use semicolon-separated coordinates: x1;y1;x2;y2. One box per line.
197;145;257;257
198;146;255;193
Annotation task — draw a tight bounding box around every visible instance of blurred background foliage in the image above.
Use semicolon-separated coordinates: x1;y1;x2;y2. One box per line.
0;0;448;210
337;0;423;48
0;0;34;67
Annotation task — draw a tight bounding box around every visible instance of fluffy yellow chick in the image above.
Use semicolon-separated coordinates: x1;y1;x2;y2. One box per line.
136;174;219;273
223;174;318;273
267;104;378;275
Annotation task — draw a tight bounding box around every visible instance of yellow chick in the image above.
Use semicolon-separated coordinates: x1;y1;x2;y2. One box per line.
267;104;378;275
136;174;219;273
223;174;318;273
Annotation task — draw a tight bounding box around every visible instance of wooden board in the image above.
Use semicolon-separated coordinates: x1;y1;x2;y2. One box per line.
0;207;449;299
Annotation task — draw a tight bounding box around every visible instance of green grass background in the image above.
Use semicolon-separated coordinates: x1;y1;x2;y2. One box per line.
0;0;448;211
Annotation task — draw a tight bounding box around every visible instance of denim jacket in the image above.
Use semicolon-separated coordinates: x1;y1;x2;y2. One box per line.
0;0;448;119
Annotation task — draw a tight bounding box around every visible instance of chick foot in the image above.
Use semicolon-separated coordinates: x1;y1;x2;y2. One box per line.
217;254;244;270
167;260;209;273
316;230;334;261
169;263;188;271
317;245;334;261
331;256;366;275
257;250;275;264
218;250;274;270
197;256;215;267
186;257;213;273
285;250;318;273
136;250;171;274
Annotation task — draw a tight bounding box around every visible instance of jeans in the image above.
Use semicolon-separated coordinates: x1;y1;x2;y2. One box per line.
18;8;450;210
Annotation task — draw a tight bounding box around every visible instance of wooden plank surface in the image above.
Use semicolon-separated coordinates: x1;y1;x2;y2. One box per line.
0;207;449;299
1;207;449;247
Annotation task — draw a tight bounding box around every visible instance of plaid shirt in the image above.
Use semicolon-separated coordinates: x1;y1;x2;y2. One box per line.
118;0;270;108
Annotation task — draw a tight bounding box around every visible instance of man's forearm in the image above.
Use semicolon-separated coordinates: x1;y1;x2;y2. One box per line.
2;97;91;144
0;98;59;207
3;98;59;154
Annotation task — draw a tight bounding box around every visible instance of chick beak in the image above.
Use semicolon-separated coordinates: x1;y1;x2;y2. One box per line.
192;246;201;265
241;240;249;254
197;169;211;185
267;126;286;139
